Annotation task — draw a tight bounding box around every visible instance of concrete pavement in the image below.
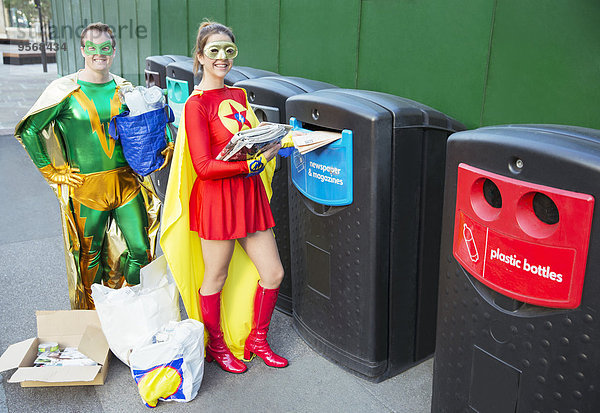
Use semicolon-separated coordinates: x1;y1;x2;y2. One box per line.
0;59;434;413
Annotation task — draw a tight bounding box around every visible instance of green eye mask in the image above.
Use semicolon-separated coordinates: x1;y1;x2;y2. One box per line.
203;41;238;60
84;40;114;56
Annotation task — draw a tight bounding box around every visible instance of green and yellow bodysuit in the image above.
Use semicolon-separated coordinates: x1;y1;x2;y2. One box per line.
15;72;165;309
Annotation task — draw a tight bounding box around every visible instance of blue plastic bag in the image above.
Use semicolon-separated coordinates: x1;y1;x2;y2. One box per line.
109;106;174;176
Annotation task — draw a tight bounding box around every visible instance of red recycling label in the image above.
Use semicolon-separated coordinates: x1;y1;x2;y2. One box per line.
454;211;577;307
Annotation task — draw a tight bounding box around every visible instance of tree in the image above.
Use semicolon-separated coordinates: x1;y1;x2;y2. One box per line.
3;0;52;26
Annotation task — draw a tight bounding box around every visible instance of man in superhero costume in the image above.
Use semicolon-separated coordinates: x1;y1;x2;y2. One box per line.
14;22;173;309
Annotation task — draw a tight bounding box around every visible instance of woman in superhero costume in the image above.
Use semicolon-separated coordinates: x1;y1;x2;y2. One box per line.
161;22;291;374
15;23;173;309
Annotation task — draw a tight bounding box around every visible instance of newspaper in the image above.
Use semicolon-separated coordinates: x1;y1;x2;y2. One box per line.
292;131;342;154
217;123;293;161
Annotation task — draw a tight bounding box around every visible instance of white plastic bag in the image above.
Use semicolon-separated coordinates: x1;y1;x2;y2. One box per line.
118;85;165;116
129;319;205;408
91;255;180;365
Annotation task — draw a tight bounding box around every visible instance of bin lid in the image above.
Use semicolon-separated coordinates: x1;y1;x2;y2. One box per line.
163;54;191;62
479;124;600;146
235;77;308;104
166;59;194;76
166;60;201;95
225;68;249;86
326;89;465;132
146;55;191;70
235;76;338;108
266;76;338;93
286;88;394;133
146;55;172;71
232;66;278;79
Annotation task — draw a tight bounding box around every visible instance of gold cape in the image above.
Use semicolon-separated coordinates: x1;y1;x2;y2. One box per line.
159;89;276;359
14;71;161;309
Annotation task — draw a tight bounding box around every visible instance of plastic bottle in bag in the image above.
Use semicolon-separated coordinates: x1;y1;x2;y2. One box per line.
119;85;166;116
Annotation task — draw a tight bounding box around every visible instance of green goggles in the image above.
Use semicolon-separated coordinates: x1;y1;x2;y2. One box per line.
83;40;114;56
203;41;238;60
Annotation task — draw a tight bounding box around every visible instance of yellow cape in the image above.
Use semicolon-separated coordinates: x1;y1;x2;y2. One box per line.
14;72;161;309
160;89;276;359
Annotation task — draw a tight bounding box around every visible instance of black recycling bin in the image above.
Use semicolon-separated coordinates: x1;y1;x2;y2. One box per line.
166;59;199;128
226;66;278;86
147;55;190;202
232;76;338;315
145;55;189;89
432;125;600;413
286;89;465;381
148;58;195;203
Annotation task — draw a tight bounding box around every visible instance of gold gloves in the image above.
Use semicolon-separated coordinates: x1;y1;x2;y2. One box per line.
39;164;85;188
157;142;175;171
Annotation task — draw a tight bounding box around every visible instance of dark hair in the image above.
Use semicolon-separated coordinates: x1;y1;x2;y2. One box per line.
192;20;235;74
80;22;116;48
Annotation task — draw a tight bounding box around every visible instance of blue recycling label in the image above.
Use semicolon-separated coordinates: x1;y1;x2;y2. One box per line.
289;118;353;206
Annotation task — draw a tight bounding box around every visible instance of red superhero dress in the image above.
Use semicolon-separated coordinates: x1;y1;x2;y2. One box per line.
184;86;275;240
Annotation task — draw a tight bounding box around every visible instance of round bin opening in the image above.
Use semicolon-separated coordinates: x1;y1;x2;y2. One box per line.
173;83;184;102
516;192;559;238
483;179;502;209
471;178;502;221
254;108;267;122
532;192;559;225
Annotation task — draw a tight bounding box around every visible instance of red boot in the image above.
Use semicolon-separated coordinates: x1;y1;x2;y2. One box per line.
200;291;247;374
244;282;288;367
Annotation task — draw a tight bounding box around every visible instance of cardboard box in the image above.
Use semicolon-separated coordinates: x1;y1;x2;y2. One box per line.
0;310;110;387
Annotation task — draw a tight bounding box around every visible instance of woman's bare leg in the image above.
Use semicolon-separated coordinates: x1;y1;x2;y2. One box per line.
237;229;284;289
199;238;236;295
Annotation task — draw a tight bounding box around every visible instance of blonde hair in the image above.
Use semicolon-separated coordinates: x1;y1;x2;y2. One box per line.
192;20;235;74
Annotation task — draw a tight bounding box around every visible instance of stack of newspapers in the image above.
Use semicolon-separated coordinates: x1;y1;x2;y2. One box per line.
217;123;292;161
217;123;343;161
291;131;341;155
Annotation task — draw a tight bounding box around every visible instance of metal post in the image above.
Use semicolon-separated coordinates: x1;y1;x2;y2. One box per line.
34;0;47;72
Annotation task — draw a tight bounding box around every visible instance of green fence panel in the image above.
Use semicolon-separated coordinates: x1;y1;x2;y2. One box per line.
48;0;600;129
481;0;600;129
150;0;161;58
68;0;83;70
90;0;104;22
118;0;141;83
137;0;156;86
102;0;123;77
279;0;361;87
57;0;73;73
158;0;189;56
227;0;279;72
187;0;227;57
50;0;63;74
357;0;495;129
79;0;91;34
